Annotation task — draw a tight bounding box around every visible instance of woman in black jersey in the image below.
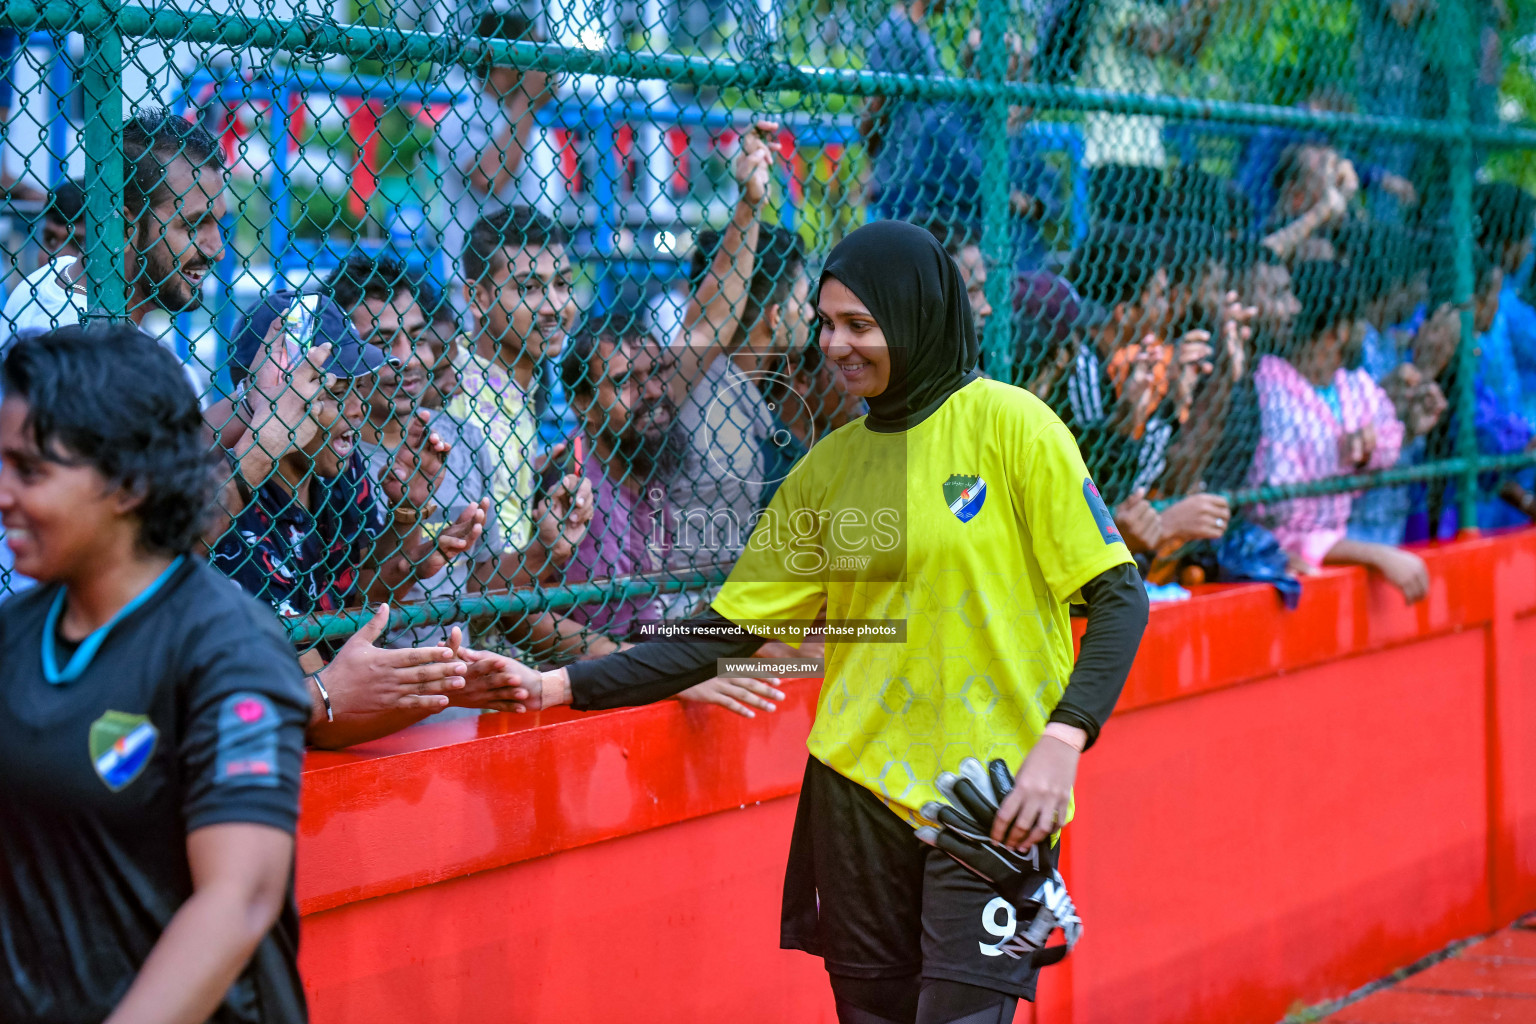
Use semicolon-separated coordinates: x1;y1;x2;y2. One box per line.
0;326;310;1023
463;222;1150;1024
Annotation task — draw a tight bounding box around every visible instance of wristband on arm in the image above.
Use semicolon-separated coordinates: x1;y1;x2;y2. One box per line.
309;670;334;723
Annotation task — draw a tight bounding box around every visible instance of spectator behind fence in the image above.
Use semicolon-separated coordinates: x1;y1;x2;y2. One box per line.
760;341;866;506
549;318;788;717
345;261;602;661
1232;88;1417;228
554;316;679;640
648;127;776;597
434;6;554;311
666;229;777;581
1262;142;1358;262
695;222;817;500
334;254;496;638
930;222;995;340
1;110;220;391
448;205;571;557
212;291;487;748
1061;226;1175;508
1337;223;1448;546
1061;226;1228;560
860;0;972;226
1465;250;1536;532
696;221;813;405
1247;261;1426;601
1015;269;1100;405
415;276;460;409
36;178;84;269
2;113;218;595
1356;0;1432;197
1159;225;1260;498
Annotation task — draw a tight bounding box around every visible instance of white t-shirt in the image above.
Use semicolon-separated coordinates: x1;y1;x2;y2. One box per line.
2;257;88;338
0;258;202;397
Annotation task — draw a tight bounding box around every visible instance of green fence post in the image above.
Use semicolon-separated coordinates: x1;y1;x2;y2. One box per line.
81;0;126;322
1440;0;1478;533
976;0;1013;381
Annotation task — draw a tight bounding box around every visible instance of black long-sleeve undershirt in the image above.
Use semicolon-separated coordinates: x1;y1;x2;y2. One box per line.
567;615;764;711
1048;561;1147;749
567;562;1149;749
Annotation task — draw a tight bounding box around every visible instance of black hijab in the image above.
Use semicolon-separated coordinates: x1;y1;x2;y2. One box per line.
818;220;980;432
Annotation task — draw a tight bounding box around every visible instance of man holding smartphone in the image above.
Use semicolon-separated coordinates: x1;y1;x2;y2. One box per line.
212;291;489;748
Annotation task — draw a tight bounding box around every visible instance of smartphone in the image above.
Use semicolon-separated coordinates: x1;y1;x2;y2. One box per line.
276;293;325;371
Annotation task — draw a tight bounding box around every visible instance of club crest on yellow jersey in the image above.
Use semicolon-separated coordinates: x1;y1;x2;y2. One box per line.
943;474;987;523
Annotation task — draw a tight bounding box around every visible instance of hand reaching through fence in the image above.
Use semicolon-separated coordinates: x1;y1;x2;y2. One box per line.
1159;492;1231;546
443;635;547;713
529;473;594;576
303;605;469;749
380;409;451;514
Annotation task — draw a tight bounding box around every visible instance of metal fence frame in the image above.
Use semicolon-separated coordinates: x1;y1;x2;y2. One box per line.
0;0;1529;640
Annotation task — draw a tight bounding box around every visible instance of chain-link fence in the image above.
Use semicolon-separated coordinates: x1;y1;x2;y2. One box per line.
0;0;1534;649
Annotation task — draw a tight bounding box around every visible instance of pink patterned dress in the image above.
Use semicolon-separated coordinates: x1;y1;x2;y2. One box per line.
1248;355;1404;568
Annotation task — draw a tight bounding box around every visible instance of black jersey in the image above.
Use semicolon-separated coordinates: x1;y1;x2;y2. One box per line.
0;558;310;1023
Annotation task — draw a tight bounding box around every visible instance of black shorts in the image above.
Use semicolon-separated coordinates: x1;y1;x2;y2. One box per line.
780;756;1041;1001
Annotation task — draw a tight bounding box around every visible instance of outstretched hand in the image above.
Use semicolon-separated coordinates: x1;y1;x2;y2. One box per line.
533;474;594;569
398;498;489;582
444;633;546;712
677;676;786;718
320;604;467;719
383;409;450;513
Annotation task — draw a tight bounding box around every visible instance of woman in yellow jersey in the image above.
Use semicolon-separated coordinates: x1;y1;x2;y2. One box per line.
476;221;1149;1024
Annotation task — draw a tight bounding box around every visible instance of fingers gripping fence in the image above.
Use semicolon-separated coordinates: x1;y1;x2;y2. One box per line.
0;0;1532;644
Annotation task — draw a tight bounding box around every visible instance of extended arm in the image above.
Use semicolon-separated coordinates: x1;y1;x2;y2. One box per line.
662;122;775;409
522;608;767;711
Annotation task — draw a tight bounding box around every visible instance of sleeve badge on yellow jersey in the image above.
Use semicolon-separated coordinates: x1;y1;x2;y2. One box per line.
1082;478;1122;545
943;474;987;523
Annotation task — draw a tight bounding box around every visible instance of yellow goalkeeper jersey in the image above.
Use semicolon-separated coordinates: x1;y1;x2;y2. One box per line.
712;377;1134;823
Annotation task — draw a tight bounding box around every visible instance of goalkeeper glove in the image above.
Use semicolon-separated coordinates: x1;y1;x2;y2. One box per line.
915;756;1082;967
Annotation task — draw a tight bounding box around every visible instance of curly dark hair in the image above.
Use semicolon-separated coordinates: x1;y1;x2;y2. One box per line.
0;325;222;556
325;250;411;314
121;107;223;219
463;205;566;284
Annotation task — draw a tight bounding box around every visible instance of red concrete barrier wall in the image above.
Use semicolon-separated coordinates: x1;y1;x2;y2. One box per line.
296;530;1536;1024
